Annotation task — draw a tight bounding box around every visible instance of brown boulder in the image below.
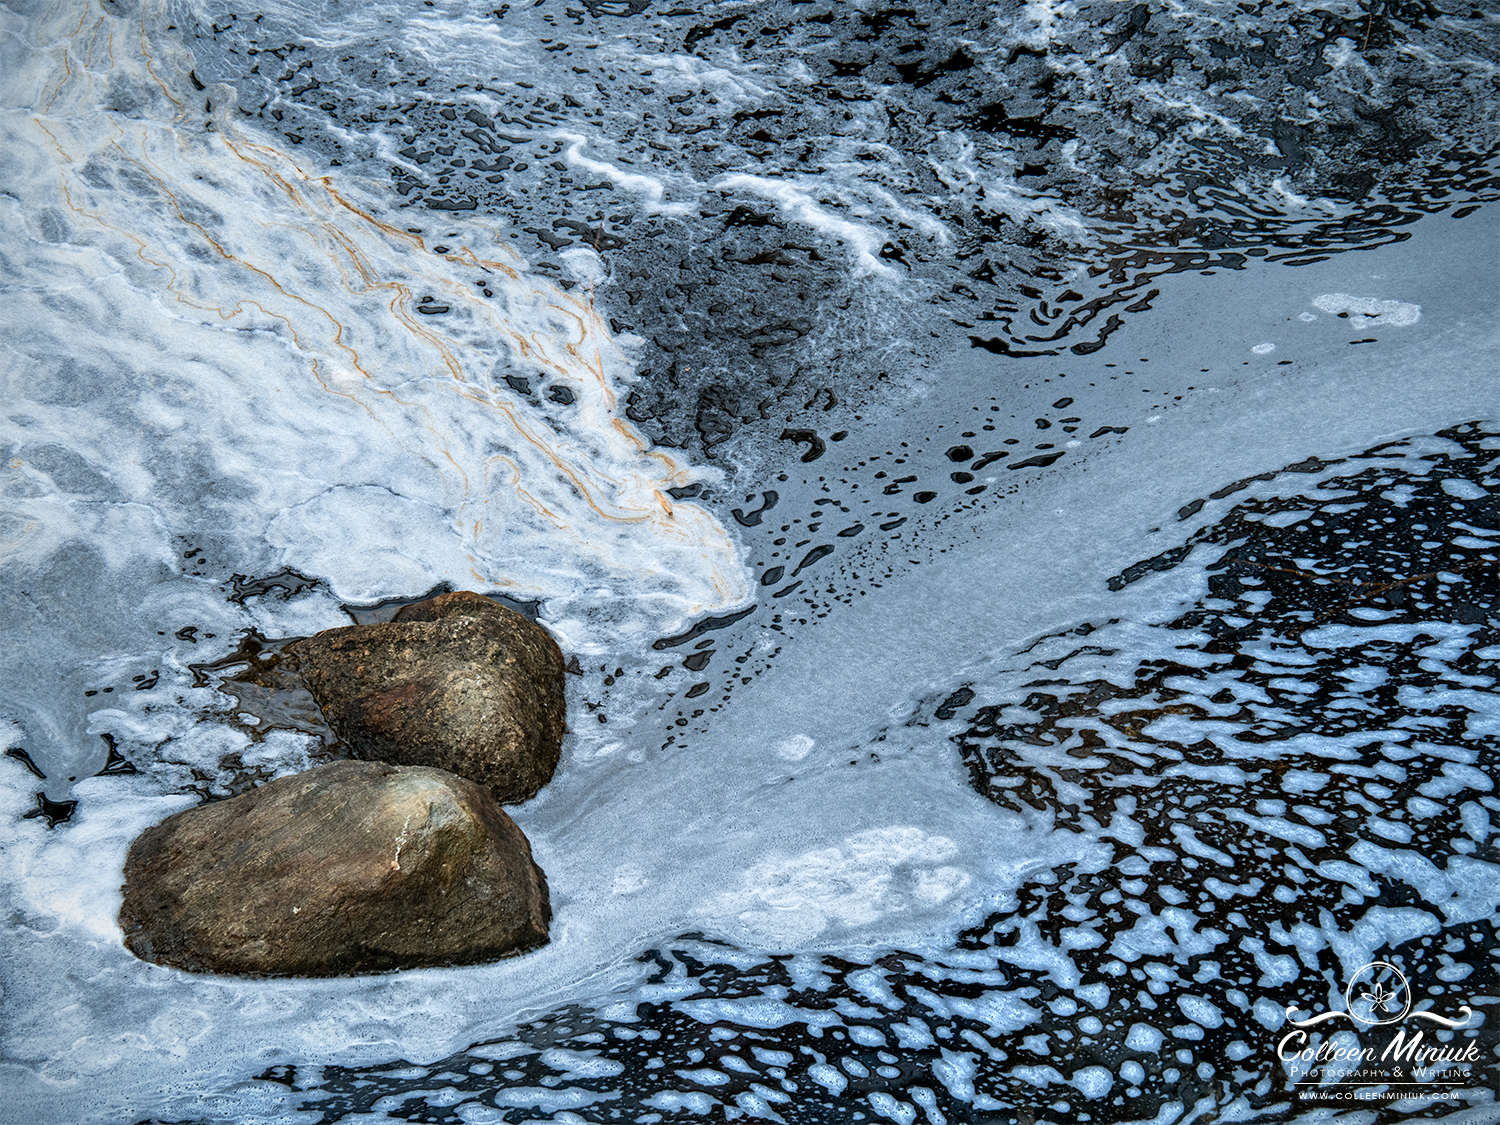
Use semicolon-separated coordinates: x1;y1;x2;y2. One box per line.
287;591;566;805
119;760;550;976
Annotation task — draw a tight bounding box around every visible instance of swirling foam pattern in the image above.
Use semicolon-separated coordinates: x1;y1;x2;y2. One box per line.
1;0;747;636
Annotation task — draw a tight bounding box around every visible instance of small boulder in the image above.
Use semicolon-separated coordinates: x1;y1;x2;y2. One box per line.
287;591;565;805
119;760;550;976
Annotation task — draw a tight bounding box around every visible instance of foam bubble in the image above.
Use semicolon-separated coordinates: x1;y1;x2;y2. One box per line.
773;735;816;761
1313;292;1422;326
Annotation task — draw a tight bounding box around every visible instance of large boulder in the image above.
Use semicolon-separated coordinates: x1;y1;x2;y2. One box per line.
119;760;550;976
287;591;566;805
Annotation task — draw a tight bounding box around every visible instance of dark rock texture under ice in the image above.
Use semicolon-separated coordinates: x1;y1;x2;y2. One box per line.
288;591;566;805
118;760;550;976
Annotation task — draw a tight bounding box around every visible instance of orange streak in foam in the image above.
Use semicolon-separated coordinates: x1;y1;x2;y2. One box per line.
41;43;74;112
108;136;379;386
222;142;482;388
135;2;182;111
452;245;521;283
323;181;426;250
45;76;734;572
31;32;739;618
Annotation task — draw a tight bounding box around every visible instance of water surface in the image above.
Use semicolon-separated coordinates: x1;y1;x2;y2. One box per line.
0;0;1496;1120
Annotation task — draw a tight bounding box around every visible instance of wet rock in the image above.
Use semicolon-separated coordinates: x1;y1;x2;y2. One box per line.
119;760;550;976
288;591;565;805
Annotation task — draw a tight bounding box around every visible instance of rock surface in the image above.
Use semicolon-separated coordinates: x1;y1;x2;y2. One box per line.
119;760;550;976
288;591;566;805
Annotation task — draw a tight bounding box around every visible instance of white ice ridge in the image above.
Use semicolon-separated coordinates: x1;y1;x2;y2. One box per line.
557;132;699;218
1312;292;1422;326
713;173;901;278
0;0;748;648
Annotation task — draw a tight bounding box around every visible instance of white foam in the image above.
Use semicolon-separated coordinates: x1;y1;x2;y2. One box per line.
713;173;901;278
773;735;816;761
925;131;1093;245
2;0;747;656
642;1090;716;1114
1;0;1496;1115
1312;292;1422;326
557;134;698;218
1126;1023;1164;1052
717;827;972;946
1442;478;1489;500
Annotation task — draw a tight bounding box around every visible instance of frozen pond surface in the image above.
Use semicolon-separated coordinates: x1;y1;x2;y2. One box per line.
0;0;1496;1121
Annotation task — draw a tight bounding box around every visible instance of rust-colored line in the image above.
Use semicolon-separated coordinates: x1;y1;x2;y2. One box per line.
119;138;375;380
137;5;183;110
1282;558;1490;636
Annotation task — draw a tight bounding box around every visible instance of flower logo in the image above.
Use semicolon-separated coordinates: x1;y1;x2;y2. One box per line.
1360;981;1401;1016
1346;962;1411;1026
1285;959;1473;1031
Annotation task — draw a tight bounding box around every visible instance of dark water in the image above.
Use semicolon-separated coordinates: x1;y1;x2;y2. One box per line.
183;0;1500;453
1;0;1497;1121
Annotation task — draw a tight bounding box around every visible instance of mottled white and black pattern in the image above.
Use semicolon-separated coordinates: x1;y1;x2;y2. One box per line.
0;0;1495;1121
236;426;1500;1125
